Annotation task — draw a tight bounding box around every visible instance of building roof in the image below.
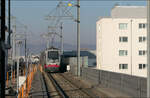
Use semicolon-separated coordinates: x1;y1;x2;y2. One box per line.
111;6;147;18
63;51;96;58
97;16;111;21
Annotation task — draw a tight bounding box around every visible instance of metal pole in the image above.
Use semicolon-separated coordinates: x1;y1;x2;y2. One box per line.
26;49;29;73
77;0;80;76
5;0;11;88
25;26;27;78
147;0;150;97
60;22;63;55
17;42;19;96
8;0;11;48
0;0;6;97
5;47;8;85
26;49;29;92
47;39;49;49
12;17;16;82
17;41;21;97
30;53;32;72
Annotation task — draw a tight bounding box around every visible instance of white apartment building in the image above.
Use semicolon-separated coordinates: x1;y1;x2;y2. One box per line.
96;6;147;77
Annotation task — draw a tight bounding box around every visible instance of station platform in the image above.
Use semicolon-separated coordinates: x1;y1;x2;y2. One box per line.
29;69;48;98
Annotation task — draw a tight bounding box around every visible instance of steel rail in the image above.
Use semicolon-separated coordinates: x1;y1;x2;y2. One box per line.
41;73;51;98
47;73;69;98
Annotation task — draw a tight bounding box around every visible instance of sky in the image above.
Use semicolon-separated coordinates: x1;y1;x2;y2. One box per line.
6;0;147;54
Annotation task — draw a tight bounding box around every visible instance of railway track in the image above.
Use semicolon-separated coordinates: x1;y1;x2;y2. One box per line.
52;74;90;97
47;73;69;98
43;72;101;98
43;71;109;98
58;73;99;97
43;72;62;98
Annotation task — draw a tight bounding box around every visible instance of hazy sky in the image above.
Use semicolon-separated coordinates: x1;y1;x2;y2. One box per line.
7;0;146;54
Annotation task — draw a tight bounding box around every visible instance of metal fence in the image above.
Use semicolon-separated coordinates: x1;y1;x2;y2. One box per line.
80;67;147;98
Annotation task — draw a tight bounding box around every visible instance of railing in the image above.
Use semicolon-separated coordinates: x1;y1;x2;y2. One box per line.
6;66;28;87
5;64;38;98
18;64;37;98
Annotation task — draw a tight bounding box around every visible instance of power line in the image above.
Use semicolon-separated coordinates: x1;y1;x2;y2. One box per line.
5;9;33;35
5;0;148;1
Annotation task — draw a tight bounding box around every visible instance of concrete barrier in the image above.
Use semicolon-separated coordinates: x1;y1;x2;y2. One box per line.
65;57;88;76
79;67;147;98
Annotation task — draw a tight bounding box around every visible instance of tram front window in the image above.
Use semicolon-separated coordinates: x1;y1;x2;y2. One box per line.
48;51;59;60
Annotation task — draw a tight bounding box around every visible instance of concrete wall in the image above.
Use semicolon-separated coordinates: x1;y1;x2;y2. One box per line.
80;67;147;97
63;57;88;75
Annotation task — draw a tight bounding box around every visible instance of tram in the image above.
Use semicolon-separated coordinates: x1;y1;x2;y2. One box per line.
40;47;61;72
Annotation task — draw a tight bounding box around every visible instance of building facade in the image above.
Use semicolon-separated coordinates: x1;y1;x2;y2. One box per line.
96;6;147;77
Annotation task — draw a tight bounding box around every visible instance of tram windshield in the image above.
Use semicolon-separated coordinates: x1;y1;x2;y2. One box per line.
48;51;59;60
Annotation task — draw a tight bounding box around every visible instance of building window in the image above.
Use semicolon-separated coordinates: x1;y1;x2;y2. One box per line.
119;37;128;42
119;23;128;30
139;50;147;56
119;50;128;56
119;64;128;69
139;36;146;42
139;23;147;29
139;64;146;69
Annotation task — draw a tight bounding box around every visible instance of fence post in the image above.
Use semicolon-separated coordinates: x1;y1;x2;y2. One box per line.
13;71;14;79
106;72;109;87
120;74;122;90
99;70;101;84
108;72;110;88
139;78;141;98
6;72;9;87
12;71;14;84
22;86;24;98
24;68;25;76
13;71;15;83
